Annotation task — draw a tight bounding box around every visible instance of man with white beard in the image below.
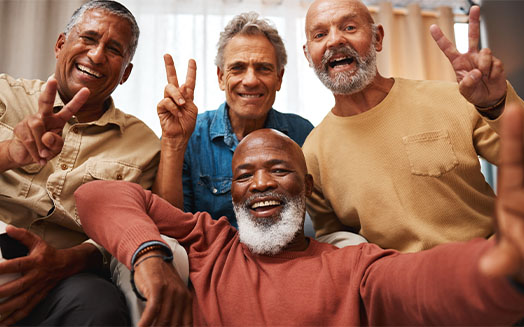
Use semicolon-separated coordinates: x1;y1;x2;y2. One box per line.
301;0;524;252
74;119;524;326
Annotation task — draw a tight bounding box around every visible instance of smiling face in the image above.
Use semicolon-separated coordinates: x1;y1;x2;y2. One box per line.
304;0;383;94
231;129;313;254
54;8;133;107
218;34;284;128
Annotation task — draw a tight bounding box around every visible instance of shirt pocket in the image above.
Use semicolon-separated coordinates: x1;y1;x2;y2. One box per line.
197;175;231;196
402;130;458;177
83;159;143;183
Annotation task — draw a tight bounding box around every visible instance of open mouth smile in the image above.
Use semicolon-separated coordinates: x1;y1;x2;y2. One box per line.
328;56;355;68
76;64;102;78
239;93;263;98
250;199;282;211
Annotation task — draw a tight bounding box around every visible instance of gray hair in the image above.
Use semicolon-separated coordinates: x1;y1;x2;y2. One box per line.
64;0;139;60
215;12;287;72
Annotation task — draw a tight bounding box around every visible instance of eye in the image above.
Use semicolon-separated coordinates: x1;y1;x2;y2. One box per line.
81;36;96;43
313;32;326;39
345;25;356;31
271;168;290;176
108;46;123;56
234;173;252;182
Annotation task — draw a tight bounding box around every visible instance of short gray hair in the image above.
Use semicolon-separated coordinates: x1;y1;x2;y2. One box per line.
64;0;139;60
215;12;287;72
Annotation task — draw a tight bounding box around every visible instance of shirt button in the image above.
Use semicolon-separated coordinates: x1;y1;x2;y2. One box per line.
116;174;123;180
212;188;218;194
61;164;68;170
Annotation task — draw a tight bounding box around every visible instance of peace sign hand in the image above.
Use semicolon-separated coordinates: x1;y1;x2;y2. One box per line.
7;78;89;168
157;54;198;146
430;6;506;107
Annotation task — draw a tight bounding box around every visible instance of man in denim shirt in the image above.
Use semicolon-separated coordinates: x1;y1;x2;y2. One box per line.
154;12;313;227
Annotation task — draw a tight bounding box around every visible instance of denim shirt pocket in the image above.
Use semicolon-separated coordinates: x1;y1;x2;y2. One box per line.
197;175;231;196
402;130;458;177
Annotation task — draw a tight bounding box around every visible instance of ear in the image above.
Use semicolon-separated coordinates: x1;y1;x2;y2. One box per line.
54;33;67;59
276;69;284;91
304;174;314;197
303;44;313;68
217;66;225;91
374;24;385;52
120;63;133;85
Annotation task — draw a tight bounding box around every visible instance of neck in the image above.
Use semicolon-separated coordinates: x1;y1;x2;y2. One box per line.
60;93;110;123
331;73;394;117
229;113;267;142
282;231;309;252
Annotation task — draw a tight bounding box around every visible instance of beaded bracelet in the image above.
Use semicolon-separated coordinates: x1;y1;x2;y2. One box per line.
130;252;173;301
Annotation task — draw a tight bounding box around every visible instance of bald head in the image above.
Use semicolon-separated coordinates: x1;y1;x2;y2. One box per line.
305;0;374;37
233;129;308;176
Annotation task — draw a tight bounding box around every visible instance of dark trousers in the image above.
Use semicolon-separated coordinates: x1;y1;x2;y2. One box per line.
15;272;130;326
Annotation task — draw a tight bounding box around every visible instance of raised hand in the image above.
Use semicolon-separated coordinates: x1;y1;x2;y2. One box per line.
157;54;198;144
479;104;524;283
430;6;506;107
7;78;89;167
134;253;193;326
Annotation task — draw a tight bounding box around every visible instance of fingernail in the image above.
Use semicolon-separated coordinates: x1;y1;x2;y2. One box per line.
40;149;50;158
179;98;185;105
39;159;47;166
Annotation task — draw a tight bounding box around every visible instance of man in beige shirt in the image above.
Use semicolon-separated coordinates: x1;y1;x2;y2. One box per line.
0;1;160;325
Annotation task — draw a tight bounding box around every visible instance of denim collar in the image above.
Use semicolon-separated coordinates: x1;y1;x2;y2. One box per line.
209;102;290;149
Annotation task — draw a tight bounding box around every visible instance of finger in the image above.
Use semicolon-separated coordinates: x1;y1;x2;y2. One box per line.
468;5;480;52
157;289;174;326
38;78;58;116
26;114;48;159
489;57;505;81
12;122;44;166
477;48;493;79
54;87;90;123
164;54;180;88
41;132;64;159
429;24;460;63
5;225;40;250
0;283;53;326
458;69;482;100
138;298;159;327
164;84;186;106
184;59;197;97
498;104;524;195
181;294;193;326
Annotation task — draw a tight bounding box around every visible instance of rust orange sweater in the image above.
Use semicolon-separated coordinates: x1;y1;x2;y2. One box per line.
76;181;524;326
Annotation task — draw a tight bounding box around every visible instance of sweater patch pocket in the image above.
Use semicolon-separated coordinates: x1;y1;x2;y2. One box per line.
402;130;458;177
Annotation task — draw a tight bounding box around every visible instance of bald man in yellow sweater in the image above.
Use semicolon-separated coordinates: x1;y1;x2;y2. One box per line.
302;0;524;252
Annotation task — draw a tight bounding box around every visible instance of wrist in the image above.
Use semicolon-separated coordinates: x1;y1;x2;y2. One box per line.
160;136;189;152
474;94;506;119
0;140;20;172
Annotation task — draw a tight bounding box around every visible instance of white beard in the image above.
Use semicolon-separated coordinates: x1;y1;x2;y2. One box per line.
307;39;377;95
234;192;306;255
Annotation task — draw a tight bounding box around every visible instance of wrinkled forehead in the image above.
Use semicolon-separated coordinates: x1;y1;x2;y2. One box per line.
232;129;307;172
305;0;373;33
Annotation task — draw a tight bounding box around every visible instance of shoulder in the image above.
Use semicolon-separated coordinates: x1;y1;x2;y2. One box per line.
114;108;160;144
270;109;314;146
0;74;45;95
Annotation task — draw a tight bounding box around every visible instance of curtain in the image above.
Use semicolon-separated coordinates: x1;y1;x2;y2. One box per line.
0;0;87;80
0;0;457;132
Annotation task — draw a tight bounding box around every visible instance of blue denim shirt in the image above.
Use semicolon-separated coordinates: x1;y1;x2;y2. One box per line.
182;102;314;228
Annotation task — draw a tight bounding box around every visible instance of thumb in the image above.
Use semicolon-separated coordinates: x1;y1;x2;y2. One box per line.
479;239;520;277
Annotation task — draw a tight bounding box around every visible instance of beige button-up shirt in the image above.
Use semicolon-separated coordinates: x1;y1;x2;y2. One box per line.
0;74;160;249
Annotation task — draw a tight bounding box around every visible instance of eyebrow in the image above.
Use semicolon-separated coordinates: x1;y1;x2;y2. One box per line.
233;159;287;172
308;13;359;32
83;30;125;51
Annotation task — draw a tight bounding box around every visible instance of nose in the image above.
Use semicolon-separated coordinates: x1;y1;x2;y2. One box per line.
242;67;258;88
326;28;347;49
87;44;106;64
249;170;277;193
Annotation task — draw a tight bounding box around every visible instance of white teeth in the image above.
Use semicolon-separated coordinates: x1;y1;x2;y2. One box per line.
240;93;262;98
77;64;102;78
330;56;349;63
251;200;280;209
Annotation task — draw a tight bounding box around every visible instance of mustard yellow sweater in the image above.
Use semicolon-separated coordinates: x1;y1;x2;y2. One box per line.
303;78;523;252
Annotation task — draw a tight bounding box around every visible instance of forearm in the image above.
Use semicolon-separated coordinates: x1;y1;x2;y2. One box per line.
152;137;188;209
